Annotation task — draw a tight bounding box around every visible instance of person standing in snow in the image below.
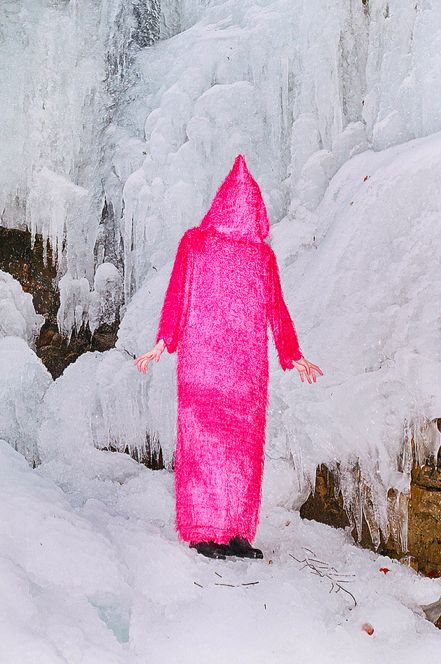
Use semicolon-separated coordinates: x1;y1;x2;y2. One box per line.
135;155;323;560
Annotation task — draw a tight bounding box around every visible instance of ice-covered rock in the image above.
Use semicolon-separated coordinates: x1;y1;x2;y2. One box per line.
89;262;123;335
267;130;441;549
0;0;151;336
0;270;44;343
0;337;52;464
38;348;158;468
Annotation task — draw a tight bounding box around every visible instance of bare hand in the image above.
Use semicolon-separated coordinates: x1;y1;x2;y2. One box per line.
134;339;165;374
292;356;323;384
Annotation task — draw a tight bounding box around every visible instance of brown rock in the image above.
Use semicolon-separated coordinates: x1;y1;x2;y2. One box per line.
299;464;350;530
408;468;441;577
0;226;59;322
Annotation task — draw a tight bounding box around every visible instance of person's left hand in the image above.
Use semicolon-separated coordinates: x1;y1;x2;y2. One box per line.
292;356;323;383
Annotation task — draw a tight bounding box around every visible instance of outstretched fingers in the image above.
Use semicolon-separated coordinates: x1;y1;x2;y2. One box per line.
298;367;311;384
309;362;324;376
134;354;152;373
296;358;323;384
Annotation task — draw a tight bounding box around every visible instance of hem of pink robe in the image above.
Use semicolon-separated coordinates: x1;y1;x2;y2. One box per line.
176;523;257;545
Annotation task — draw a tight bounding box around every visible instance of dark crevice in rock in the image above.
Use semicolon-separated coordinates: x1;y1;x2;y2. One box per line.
0;225;59;321
0;226;119;378
132;0;161;48
103;441;165;471
36;320;119;379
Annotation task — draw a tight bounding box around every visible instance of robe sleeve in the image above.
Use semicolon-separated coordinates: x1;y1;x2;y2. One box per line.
155;231;192;354
266;246;303;370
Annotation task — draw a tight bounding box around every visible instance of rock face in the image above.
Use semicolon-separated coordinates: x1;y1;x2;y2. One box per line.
35;321;119;379
0;226;118;378
103;439;165;471
300;457;441;580
408;465;441;578
299;465;351;531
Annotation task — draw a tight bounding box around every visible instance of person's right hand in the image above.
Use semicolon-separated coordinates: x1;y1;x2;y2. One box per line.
292;356;323;384
134;339;165;374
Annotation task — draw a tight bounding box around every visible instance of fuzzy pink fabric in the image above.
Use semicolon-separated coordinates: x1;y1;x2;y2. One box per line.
156;154;302;544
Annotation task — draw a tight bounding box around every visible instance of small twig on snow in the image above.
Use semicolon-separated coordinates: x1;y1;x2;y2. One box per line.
215;582;236;587
289;547;357;607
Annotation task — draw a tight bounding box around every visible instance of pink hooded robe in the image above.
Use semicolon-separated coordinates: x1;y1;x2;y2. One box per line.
155;154;302;544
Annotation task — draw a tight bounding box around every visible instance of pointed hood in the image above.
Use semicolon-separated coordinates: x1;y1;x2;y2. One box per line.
199;154;270;242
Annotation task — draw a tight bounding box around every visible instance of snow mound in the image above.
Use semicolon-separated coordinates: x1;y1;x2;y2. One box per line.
0;270;44;343
0;441;133;664
38;348;160;468
0;336;51;464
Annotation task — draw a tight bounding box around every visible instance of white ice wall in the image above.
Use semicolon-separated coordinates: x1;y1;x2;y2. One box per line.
266;131;441;550
121;0;441;304
0;0;152;335
3;2;441;335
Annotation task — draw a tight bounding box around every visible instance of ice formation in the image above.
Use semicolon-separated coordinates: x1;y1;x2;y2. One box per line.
0;0;151;336
0;273;49;463
0;337;52;464
0;270;44;343
38;349;153;468
2;1;441;657
2;1;441;334
2;0;441;561
267;131;441;551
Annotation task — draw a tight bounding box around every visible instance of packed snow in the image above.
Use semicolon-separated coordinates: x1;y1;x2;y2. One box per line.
0;274;48;463
2;439;441;663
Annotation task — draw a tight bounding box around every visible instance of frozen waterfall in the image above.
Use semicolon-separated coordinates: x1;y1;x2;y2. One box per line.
2;0;441;556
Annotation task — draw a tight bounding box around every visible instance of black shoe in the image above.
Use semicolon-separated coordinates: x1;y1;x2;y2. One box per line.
226;536;264;559
189;540;227;559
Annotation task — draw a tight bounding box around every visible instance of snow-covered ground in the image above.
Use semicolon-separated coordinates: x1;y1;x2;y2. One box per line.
2;439;441;664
